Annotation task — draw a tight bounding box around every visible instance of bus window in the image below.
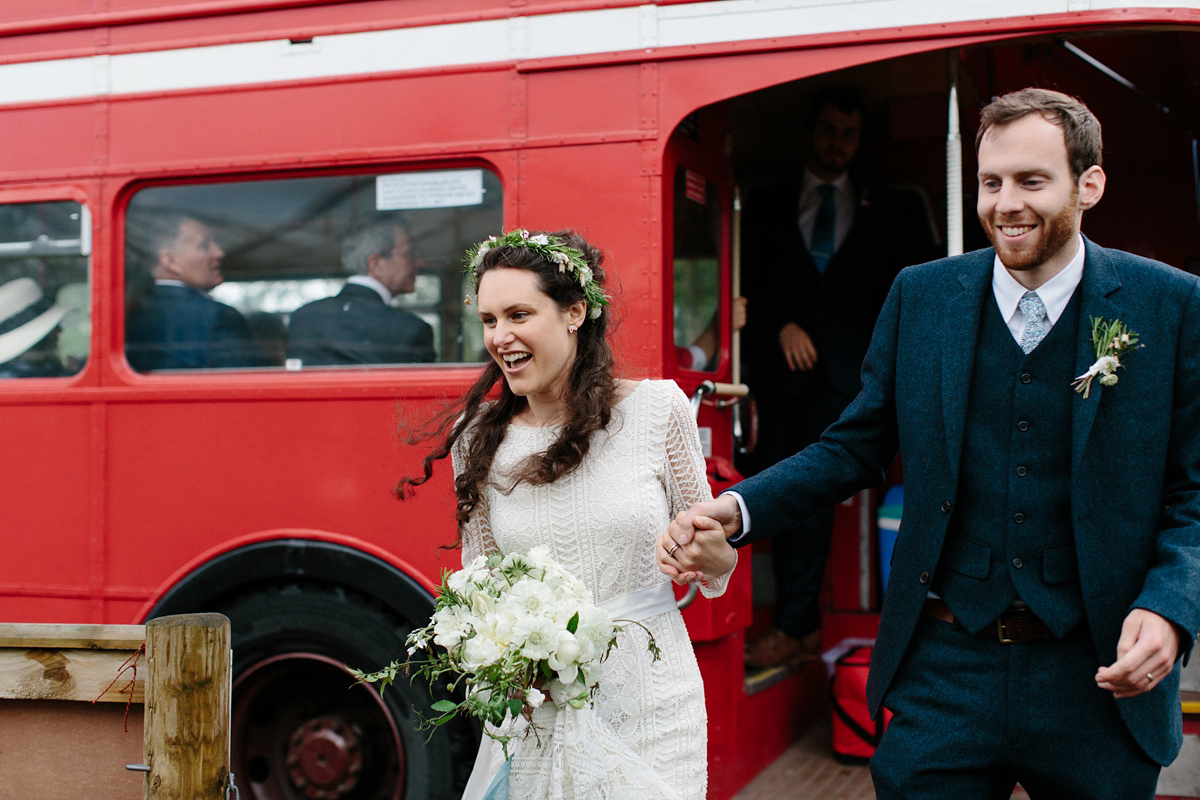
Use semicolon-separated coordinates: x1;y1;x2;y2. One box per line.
124;168;502;372
0;201;90;379
672;167;722;372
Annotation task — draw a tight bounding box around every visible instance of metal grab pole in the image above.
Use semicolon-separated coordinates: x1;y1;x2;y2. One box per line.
732;186;743;385
946;51;964;257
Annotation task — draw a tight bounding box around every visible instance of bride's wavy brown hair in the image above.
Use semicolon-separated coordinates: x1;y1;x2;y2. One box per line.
396;230;617;545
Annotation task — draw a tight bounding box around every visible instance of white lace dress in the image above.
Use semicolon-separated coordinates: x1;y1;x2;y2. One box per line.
454;379;732;800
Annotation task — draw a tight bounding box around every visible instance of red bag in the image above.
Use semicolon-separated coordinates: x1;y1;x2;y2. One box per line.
829;645;892;762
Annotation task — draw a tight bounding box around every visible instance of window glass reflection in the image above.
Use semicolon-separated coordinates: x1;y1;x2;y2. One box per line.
124;168;502;372
673;167;722;372
0;201;90;379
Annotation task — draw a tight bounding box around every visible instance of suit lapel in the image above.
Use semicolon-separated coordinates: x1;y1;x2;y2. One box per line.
1071;240;1123;474
942;252;993;483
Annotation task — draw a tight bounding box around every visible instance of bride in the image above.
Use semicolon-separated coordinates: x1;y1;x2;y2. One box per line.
398;229;737;799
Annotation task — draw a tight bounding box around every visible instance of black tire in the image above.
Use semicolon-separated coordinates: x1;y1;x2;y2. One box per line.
215;581;475;800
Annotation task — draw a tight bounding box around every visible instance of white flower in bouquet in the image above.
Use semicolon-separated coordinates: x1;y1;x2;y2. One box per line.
350;548;660;756
574;604;616;663
512;611;560;662
431;606;473;650
546;630;583;683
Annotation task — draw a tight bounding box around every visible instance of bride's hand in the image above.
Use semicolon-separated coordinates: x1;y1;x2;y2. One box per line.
668;514;736;584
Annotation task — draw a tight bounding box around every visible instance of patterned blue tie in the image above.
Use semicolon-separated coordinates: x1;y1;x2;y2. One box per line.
810;184;837;273
1018;291;1048;354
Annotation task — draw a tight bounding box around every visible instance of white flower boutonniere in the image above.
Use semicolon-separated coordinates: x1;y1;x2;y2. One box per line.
1071;316;1142;399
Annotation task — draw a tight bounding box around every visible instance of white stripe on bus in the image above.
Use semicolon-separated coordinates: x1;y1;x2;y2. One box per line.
0;0;1192;106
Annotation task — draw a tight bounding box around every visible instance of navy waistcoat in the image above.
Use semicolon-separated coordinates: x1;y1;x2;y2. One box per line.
934;289;1085;637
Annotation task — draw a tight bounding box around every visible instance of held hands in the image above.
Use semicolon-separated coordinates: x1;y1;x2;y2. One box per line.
1095;608;1181;698
657;496;742;585
779;322;818;371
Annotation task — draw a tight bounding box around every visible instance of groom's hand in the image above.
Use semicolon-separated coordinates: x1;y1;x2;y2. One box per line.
1095;608;1181;698
658;495;742;583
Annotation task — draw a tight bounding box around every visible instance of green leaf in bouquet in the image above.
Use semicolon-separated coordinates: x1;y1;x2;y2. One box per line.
431;699;458;713
509;697;523;716
567;611;579;634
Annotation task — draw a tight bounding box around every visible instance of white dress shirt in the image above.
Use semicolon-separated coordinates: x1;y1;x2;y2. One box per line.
798;169;855;257
992;233;1085;343
346;274;393;304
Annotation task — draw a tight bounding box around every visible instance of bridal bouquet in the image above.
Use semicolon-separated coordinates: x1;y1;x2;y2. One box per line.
351;546;658;753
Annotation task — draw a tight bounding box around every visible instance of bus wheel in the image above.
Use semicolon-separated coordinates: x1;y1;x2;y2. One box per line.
217;583;469;800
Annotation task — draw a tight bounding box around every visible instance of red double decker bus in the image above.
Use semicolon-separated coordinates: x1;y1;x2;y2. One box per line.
1;2;1198;798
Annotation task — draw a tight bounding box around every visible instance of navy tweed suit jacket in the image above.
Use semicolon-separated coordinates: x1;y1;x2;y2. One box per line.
733;238;1200;765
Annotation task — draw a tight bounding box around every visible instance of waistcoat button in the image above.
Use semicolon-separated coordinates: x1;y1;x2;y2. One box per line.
1013;558;1023;568
1016;466;1028;477
1014;512;1026;524
1017;420;1030;432
941;500;952;513
1021;373;1032;384
919;571;930;584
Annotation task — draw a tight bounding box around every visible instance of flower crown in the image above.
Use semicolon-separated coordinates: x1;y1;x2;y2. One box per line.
464;230;610;320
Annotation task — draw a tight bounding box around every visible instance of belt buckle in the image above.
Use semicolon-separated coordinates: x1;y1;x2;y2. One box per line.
996;607;1031;644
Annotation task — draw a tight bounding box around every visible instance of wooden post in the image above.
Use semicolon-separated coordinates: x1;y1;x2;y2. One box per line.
144;613;231;800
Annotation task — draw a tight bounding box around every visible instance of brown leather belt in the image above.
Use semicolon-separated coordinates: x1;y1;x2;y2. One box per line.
923;598;1051;643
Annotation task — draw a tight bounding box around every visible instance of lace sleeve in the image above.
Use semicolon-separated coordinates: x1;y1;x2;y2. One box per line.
661;383;736;598
451;434;500;565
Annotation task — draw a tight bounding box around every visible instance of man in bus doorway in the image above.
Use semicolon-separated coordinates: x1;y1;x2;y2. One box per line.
739;86;931;669
125;213;266;371
664;88;1199;797
286;215;435;366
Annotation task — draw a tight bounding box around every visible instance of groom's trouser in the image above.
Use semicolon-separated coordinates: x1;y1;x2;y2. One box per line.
870;613;1160;800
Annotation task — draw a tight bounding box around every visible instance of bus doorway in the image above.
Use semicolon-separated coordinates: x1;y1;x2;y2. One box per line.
712;22;1200;692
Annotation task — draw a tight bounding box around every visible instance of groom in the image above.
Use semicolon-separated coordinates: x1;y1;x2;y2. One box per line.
661;88;1200;798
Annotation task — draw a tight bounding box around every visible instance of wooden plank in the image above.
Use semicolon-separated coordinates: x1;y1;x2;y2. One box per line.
0;700;145;800
0;623;145;651
145;613;231;800
0;647;144;703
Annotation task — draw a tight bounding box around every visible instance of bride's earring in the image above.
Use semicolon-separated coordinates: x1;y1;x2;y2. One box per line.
568;325;578;333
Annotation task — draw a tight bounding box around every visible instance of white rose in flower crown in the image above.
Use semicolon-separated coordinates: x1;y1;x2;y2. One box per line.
529;234;550;245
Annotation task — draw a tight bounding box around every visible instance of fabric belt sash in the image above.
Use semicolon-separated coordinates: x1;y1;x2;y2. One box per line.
598;582;676;622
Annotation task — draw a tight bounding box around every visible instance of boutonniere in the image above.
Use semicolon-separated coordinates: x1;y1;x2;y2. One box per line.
1071;316;1142;399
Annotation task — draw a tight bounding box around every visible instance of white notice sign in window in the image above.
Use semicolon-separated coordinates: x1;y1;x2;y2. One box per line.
376;170;485;210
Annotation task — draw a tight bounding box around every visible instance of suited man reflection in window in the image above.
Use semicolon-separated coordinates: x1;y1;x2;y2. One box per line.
125;213;266;371
287;216;436;366
740;87;932;669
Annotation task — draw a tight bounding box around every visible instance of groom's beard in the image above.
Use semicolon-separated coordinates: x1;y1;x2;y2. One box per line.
983;186;1080;274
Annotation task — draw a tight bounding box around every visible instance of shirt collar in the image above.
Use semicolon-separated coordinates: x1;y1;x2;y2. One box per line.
992;234;1086;326
347;274;392;303
155;279;206;296
801;167;853;198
